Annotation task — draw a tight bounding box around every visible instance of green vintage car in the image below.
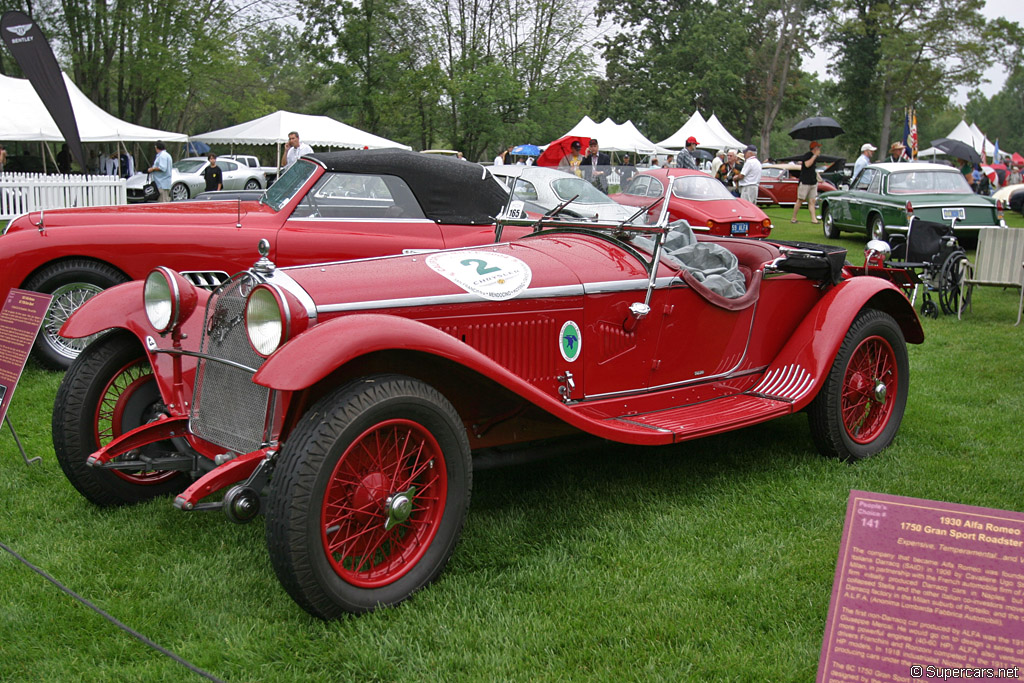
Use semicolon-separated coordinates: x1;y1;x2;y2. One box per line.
818;162;1006;241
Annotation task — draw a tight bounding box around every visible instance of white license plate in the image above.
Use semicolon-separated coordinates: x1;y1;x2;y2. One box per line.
731;222;749;234
941;207;966;221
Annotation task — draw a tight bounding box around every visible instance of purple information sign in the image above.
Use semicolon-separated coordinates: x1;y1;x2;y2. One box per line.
0;289;53;425
819;491;1024;682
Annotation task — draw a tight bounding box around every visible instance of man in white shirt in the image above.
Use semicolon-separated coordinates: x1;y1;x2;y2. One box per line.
853;143;876;180
709;150;725;178
281;131;313;170
734;145;762;204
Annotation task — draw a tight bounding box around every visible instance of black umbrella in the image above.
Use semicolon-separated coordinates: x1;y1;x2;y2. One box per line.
789;116;844;141
930;138;980;165
693;148;714;161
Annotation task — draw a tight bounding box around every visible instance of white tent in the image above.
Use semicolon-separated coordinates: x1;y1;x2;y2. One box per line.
0;72;188;142
706;114;746;151
919;119;998;160
191;110;411;150
657;111;731;150
560;116;671;155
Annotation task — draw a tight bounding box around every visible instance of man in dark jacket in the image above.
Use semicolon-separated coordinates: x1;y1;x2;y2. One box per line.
580;139;612;193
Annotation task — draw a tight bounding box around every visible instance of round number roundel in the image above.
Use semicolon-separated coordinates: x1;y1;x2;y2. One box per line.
425;250;532;301
559;320;581;362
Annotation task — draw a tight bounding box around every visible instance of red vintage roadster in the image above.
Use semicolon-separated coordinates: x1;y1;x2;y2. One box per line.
52;202;922;618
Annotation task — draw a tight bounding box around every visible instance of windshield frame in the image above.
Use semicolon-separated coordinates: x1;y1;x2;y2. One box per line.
262;160;318;211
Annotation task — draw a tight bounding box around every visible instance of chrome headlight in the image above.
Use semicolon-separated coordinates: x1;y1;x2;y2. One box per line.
245;286;284;356
245;283;310;357
144;267;197;334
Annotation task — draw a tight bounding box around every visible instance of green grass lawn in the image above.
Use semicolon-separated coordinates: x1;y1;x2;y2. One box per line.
1;207;1023;681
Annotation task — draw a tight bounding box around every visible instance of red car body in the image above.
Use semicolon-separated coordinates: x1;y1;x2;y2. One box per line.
609;167;773;238
54;209;921;619
757;163;837;207
0;150;519;368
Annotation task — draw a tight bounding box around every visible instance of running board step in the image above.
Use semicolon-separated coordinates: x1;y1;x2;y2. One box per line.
606;393;795;442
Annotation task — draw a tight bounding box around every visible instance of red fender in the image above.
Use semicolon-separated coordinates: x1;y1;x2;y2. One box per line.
759;276;923;412
60;281;150;339
253;314;676;445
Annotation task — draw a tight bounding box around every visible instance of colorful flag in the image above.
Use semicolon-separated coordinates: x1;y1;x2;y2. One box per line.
993;139;1000;164
908;109;918;159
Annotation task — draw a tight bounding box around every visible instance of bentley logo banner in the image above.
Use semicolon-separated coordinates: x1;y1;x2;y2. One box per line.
1;10;86;171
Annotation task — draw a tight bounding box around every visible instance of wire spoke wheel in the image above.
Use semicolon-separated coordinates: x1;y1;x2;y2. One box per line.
937;250;969;315
42;283;106;359
808;309;909;461
322;419;447;588
840;336;897;444
94;357;178;485
267;374;471;618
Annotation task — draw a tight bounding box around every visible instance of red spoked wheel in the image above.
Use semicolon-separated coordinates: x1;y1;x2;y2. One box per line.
840;336;898;445
95;358;179;486
267;375;471;618
322;419;448;587
53;331;187;506
808;309;910;461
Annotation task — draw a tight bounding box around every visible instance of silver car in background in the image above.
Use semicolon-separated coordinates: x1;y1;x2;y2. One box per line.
488;165;637;221
126;156;266;202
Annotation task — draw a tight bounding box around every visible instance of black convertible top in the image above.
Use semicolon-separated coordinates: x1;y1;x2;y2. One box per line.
309;149;508;225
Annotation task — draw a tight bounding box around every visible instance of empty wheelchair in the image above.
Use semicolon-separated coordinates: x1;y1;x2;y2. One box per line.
886;217;969;318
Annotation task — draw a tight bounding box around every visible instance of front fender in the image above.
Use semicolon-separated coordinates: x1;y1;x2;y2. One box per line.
765;276;922;412
60;281;152;339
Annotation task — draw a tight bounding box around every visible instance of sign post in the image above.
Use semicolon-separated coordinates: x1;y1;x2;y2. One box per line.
0;288;53;465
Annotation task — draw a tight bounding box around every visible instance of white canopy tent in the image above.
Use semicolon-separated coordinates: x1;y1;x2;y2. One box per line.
0;72;187;143
560;115;671;155
657;111;732;151
706;114;746;151
191;110;411;150
919;119;1001;160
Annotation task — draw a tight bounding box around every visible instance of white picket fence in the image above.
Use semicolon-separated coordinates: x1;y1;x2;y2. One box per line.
0;173;127;220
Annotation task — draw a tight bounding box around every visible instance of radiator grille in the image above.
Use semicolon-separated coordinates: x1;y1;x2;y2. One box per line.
189;272;270;454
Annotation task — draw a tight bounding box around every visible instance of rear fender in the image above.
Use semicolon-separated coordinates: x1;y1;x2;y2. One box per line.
760;277;922;412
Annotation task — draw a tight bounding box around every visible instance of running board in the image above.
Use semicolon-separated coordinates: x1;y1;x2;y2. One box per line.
605;393;795;442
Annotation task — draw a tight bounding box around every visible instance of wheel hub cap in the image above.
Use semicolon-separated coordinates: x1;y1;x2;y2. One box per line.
874;381;887;403
384;486;417;531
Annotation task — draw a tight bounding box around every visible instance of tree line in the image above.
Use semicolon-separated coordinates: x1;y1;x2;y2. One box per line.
1;0;1021;163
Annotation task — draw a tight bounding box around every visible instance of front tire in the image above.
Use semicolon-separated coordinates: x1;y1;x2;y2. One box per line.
23;260;129;370
171;182;190;201
807;309;909;461
266;375;472;618
244;178;261;190
53;332;187;506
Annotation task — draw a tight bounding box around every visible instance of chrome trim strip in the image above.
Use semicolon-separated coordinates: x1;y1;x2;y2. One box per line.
317;283;587;313
262;269;318;320
285;217;436;224
316;277;680;314
151;348;259;374
280;242;515;272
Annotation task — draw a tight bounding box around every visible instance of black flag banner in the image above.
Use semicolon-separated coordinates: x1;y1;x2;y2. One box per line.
1;10;86;171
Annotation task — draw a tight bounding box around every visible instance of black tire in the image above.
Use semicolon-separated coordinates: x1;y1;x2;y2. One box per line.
822;204;840;239
171;182;190;201
244;178;261;190
23;260;129;370
807;309;909;461
868;214;888;241
53;331;187;506
266;374;472;618
937;249;969;315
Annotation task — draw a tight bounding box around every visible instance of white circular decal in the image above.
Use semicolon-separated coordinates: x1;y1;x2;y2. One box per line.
425;251;532;301
559;320;582;362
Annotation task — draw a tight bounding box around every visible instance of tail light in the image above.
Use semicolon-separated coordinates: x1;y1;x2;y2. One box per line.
905;200;913;216
761;218;771;227
996;199;1004;221
706;220;715;229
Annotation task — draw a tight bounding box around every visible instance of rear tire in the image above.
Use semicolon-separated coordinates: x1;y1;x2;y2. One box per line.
266;374;471;618
171;182;190;201
868;214;888;241
23;260;129;370
822;204;839;239
53;332;186;506
807;309;909;461
244;178;261;190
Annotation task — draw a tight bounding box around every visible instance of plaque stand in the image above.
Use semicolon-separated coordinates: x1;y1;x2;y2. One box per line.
4;416;40;466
